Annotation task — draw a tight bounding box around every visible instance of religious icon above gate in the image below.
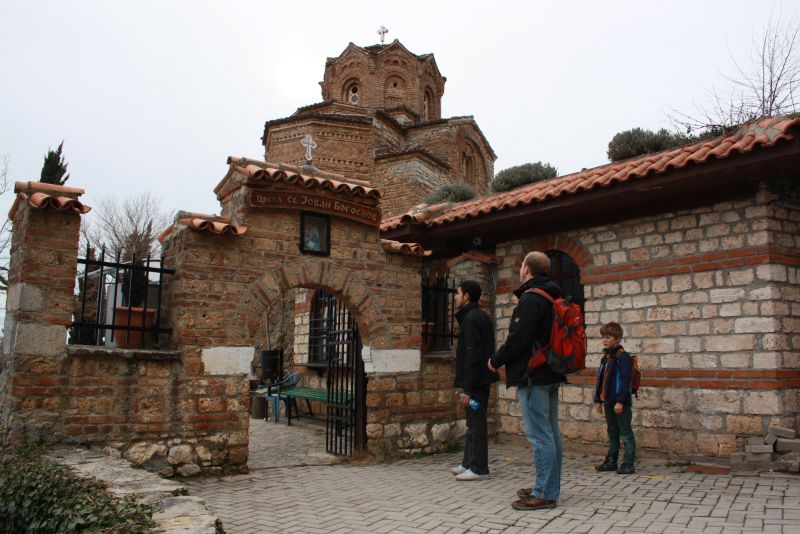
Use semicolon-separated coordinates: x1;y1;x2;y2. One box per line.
300;212;330;256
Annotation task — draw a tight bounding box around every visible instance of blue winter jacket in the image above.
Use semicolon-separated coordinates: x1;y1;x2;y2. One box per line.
594;345;633;405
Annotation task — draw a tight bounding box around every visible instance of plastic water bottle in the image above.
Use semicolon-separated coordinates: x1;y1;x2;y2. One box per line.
458;393;480;410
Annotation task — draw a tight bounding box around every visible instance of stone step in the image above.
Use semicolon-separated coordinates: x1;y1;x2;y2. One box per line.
775;438;800;453
745;444;775;453
768;425;797;439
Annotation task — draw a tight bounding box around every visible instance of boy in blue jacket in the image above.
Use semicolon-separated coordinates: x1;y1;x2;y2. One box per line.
594;322;636;474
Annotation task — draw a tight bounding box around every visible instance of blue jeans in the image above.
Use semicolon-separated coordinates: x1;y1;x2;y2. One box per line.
517;384;563;501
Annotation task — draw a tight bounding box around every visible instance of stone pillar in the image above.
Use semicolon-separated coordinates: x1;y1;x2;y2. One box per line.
0;182;85;447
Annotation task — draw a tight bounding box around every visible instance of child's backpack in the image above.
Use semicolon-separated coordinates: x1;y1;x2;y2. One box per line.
616;347;642;398
524;288;587;376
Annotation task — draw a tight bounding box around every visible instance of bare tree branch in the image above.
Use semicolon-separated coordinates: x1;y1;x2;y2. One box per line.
89;192;172;261
0;155;12;291
668;15;800;136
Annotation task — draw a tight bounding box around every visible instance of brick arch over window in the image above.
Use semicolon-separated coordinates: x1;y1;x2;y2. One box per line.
523;235;593;284
232;259;388;349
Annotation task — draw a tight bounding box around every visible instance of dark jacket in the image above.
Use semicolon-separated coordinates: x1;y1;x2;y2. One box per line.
593;344;633;405
453;302;499;395
490;275;566;387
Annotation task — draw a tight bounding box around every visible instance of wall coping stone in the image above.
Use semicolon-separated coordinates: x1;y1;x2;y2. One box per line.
422;351;455;362
47;446;221;533
66;345;181;362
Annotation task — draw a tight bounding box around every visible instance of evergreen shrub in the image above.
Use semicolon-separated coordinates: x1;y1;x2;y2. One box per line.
0;447;154;533
490;162;558;193
424;183;475;204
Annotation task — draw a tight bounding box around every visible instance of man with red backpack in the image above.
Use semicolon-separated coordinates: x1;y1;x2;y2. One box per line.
488;251;565;511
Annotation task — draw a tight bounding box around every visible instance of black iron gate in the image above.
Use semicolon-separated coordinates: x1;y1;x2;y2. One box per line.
309;289;364;456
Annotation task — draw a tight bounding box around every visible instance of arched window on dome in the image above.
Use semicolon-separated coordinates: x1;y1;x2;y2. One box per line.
546;250;585;312
343;80;360;105
462;152;475;185
424;87;435;120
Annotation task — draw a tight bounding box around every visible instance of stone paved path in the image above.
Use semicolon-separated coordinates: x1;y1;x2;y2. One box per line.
185;418;800;533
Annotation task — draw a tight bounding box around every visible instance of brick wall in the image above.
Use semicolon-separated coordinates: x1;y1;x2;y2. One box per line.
0;185;248;476
492;186;800;457
374;155;452;218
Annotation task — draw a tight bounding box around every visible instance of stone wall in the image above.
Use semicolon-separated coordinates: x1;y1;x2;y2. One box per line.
492;186;800;457
63;347;248;477
0;183;248;476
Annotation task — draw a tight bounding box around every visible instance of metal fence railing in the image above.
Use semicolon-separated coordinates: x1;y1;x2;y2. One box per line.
69;245;174;349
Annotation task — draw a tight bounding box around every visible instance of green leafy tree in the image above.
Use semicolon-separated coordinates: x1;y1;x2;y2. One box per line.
607;128;687;162
490;162;558;193
424;183;475;204
39;141;70;185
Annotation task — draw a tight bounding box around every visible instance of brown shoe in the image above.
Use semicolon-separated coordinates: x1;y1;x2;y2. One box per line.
517;487;532;498
511;496;557;511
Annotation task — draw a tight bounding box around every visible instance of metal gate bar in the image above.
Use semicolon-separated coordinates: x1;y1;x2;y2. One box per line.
321;290;359;456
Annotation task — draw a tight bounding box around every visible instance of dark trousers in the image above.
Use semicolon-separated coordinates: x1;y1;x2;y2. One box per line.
604;401;636;464
462;385;490;475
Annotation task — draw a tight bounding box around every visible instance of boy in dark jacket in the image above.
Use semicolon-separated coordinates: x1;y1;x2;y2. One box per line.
451;280;499;481
594;322;636;474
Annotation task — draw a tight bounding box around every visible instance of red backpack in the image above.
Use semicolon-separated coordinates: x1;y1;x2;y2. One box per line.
525;288;587;376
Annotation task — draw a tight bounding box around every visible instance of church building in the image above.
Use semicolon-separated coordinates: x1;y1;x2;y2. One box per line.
1;36;798;473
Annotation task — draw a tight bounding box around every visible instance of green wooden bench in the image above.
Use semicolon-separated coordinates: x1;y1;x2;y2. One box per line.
281;387;352;426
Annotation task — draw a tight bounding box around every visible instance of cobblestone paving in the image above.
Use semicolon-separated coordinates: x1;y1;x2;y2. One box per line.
185;418;800;533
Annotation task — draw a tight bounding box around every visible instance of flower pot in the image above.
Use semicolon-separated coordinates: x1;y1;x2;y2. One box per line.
113;306;156;348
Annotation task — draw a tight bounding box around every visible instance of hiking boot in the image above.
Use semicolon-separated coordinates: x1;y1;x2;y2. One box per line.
450;464;467;475
616;463;635;474
455;468;488;481
511;495;557;511
517;487;532;498
595;456;618;472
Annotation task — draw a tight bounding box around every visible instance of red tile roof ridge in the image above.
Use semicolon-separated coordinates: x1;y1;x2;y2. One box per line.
9;191;91;220
14;180;85;196
389;115;800;230
380;239;431;257
177;211;230;222
178;217;248;236
226;156;372;188
159;216;247;244
237;165;382;200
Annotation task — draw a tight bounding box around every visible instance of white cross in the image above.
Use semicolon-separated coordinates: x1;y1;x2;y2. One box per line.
378;25;389;44
300;134;317;162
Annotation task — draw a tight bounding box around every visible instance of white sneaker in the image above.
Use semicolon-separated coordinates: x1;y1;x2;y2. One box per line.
456;468;488;481
450;464;467;475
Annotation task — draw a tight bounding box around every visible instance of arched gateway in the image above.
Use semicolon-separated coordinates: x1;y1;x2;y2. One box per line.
158;157;428;458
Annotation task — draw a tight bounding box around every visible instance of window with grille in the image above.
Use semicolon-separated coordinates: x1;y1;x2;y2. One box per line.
546;250;585;311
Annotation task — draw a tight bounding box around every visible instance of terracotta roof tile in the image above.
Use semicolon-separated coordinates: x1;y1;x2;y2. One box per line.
228;158;382;200
158;213;247;243
381;116;800;231
381;239;431;257
8;181;90;220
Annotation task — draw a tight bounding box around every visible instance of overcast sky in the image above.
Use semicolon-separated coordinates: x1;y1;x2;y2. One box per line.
1;0;797;225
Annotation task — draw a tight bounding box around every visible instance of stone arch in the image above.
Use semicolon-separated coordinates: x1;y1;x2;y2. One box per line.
341;77;362;105
522;235;593;284
383;73;408;106
453;127;491;193
233;258;389;349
